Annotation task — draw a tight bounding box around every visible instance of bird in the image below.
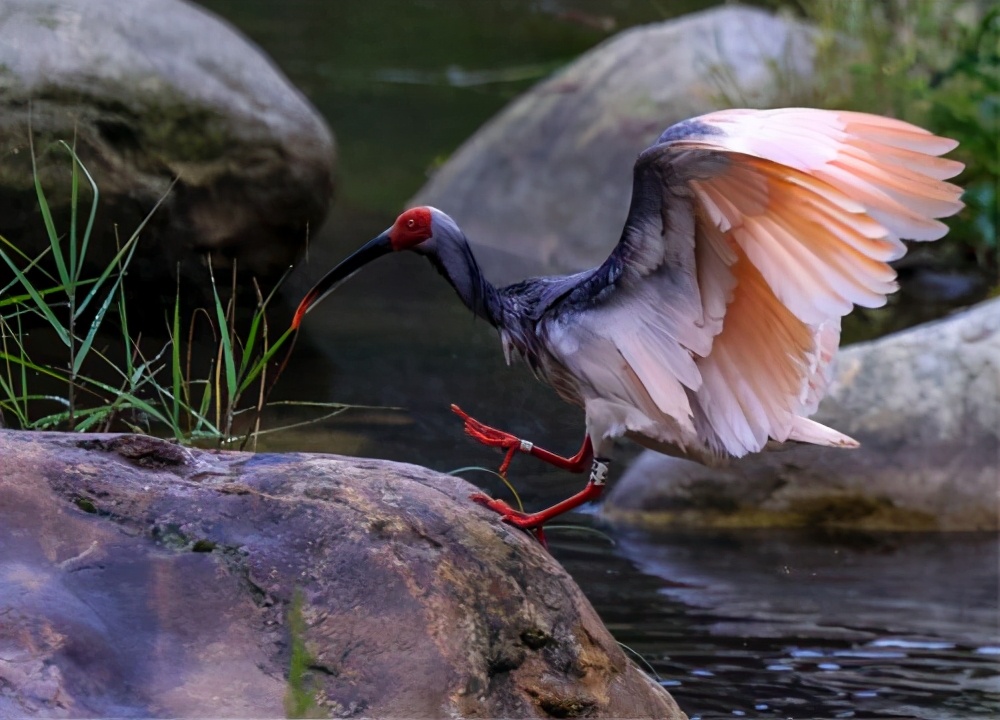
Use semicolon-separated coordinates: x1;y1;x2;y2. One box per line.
291;107;963;544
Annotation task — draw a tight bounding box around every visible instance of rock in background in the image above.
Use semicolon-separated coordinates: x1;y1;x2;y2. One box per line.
603;299;1000;532
412;6;814;284
0;430;682;719
0;0;335;309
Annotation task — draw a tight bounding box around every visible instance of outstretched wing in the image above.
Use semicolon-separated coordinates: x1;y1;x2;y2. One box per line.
546;108;963;459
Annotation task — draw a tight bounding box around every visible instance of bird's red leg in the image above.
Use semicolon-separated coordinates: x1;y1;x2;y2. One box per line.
451;404;592;473
451;405;607;544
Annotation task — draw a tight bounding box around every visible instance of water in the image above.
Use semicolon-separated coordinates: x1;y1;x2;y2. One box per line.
552;526;1000;719
191;3;999;718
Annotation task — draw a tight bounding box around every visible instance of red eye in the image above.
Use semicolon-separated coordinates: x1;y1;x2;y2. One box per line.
391;207;433;250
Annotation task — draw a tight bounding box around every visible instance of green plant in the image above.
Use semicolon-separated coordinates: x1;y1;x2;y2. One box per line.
284;591;322;719
0;139;349;446
0;138;158;431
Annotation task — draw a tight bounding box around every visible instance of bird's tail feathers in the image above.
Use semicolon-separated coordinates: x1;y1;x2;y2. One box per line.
785;416;859;448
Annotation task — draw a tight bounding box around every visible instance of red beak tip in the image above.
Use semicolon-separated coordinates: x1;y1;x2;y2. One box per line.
291;305;308;330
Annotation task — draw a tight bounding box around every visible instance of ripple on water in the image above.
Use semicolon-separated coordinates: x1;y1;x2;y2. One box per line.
551;527;1000;720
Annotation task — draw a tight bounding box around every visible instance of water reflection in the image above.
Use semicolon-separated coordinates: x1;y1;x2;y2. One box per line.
552;525;1000;719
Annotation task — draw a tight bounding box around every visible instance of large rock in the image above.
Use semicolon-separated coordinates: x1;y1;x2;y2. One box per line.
603;299;1000;532
0;0;335;305
0;430;682;719
412;6;814;284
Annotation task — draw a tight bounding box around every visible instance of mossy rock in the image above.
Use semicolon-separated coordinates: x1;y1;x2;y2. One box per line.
0;0;336;315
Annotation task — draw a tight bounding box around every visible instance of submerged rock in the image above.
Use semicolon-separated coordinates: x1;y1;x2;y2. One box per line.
604;299;1000;532
412;6;814;284
0;0;335;308
0;431;682;719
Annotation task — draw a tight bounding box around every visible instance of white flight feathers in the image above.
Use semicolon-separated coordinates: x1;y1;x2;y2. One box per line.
556;108;963;460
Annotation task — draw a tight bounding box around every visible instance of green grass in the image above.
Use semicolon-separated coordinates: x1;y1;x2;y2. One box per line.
0;138;344;447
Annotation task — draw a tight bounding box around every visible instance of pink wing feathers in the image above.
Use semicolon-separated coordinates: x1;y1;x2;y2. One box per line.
559;108;963;459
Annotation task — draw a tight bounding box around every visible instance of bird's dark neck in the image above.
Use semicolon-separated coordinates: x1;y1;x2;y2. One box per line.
421;233;503;327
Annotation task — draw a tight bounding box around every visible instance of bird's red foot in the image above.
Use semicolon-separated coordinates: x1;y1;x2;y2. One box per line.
452;404;522;475
470;491;549;546
469;492;543;528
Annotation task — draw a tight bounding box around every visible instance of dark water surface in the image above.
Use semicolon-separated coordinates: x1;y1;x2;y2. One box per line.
553;525;999;719
193;3;999;718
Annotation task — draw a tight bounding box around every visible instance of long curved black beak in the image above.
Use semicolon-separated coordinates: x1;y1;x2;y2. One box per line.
292;230;392;329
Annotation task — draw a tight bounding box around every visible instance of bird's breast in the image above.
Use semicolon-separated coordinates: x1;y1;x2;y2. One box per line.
499;321;584;409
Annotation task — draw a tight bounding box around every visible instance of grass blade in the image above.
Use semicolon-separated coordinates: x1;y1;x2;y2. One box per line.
0;351;71;383
239;304;264;378
0;371;28;428
67;139;79;287
448;466;525;512
30;404;108;431
226;405;351;441
238;266;293;377
57;141;99;284
75;374;174;427
196;376;215;435
236;327;295;397
28;133;70;290
0;278;97;310
73;225;143;375
0;246;69;345
74;408;114;432
209;268;237;402
75;179;173;319
0;234;58;296
171;288;182;432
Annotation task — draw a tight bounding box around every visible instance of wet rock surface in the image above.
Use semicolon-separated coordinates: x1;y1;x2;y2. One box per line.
412;6;814;285
604;299;1000;532
0;430;683;718
0;0;335;308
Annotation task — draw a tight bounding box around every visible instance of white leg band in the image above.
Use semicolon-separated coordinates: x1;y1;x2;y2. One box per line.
589;459;610;486
519;439;534;453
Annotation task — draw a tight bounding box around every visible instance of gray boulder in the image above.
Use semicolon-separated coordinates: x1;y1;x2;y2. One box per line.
0;430;683;719
0;0;335;305
412;6;814;284
603;299;1000;532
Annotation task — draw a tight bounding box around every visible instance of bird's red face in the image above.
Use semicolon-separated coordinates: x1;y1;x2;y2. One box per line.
389;207;434;251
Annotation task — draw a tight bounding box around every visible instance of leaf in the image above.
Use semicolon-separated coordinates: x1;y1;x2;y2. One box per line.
0;234;58;297
67;139;79;287
0;247;70;346
29;133;70;291
56;141;99;284
209;268;238;403
239;265;293;378
75;178;173;319
236;327;295;397
75;375;173;428
171;288;182;433
0;352;72;382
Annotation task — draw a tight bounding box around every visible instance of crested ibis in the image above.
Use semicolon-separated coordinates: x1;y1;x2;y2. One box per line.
292;108;963;543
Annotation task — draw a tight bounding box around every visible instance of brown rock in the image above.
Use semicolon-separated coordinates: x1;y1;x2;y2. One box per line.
0;0;336;309
0;430;683;718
